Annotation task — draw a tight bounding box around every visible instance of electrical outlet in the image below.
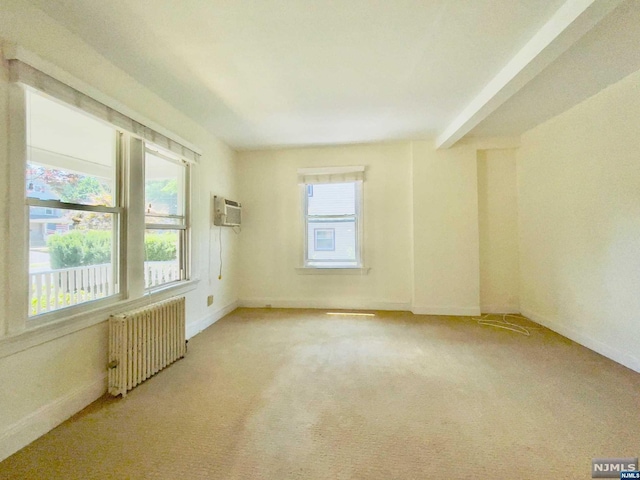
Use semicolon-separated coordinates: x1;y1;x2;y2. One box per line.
207;295;214;306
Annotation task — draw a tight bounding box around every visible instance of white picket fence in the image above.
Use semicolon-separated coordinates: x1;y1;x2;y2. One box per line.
144;261;181;289
29;261;180;315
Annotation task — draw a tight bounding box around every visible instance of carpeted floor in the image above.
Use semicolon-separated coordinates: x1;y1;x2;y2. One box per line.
0;308;638;479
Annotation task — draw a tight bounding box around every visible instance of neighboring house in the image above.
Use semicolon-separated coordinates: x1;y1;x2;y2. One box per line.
306;183;357;262
27;180;71;246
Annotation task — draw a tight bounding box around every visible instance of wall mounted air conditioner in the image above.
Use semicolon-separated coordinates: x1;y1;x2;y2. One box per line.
213;196;242;226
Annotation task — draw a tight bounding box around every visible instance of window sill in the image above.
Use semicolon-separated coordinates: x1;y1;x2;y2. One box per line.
0;279;199;360
295;267;370;275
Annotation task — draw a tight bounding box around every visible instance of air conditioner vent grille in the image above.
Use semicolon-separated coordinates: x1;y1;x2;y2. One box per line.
213;196;242;226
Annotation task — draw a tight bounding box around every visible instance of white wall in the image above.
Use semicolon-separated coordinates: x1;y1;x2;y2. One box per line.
0;37;8;341
477;149;519;313
0;0;238;460
518;67;640;372
411;141;481;315
237;143;414;310
237;140;493;317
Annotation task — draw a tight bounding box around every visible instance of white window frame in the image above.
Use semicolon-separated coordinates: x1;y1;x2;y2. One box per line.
143;146;191;290
22;88;127;321
299;173;366;273
2;55;198;343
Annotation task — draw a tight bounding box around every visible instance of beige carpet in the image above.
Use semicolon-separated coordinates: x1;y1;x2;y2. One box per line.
1;308;638;479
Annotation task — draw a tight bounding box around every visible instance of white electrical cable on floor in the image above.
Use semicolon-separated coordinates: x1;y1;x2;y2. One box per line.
471;313;537;336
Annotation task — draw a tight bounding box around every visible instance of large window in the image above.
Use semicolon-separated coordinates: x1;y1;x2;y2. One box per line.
15;85;194;322
26;89;121;316
5;56;200;336
303;181;363;268
144;149;188;289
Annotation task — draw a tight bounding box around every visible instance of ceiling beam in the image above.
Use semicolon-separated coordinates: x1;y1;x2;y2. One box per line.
436;0;624;149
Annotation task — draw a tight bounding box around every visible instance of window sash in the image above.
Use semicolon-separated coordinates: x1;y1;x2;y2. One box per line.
27;198;122;214
145;223;186;230
143;228;187;289
303;181;362;268
144;146;187;219
25;106;123;319
143;150;190;288
28;207;121;317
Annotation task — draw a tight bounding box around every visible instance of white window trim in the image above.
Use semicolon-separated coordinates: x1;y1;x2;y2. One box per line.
295;267;370;275
2;58;198;342
298;167;366;272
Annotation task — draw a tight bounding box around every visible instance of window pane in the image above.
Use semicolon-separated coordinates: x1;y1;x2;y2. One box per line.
29;207;117;316
314;228;335;251
26;90;116;206
307;183;355;216
144;229;181;288
307;219;356;262
145;152;184;216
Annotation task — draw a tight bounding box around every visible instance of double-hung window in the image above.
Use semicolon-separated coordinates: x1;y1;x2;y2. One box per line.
144;148;189;289
7;55;200;332
299;167;365;269
25;89;121;316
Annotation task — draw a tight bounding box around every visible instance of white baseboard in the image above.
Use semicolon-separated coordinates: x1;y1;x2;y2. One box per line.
411;305;481;316
240;299;482;316
480;304;521;314
521;307;640;374
239;298;411;312
0;373;107;462
186;300;239;340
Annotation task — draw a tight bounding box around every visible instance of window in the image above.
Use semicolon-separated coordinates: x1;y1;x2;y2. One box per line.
300;167;364;268
26;89;121;316
6;56;200;329
314;228;335;251
22;89;194;318
144;148;189;289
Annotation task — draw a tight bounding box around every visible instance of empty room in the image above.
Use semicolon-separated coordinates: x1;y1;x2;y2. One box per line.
1;0;639;478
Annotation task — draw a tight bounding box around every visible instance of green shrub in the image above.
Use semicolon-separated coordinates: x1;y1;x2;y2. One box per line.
144;233;177;261
48;230;177;267
83;230;112;265
48;230;111;268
